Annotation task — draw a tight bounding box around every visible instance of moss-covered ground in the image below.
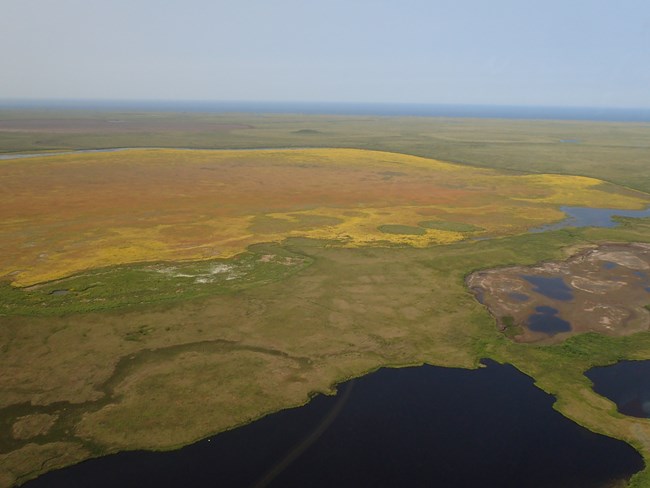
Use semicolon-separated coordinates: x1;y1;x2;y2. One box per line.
2;112;650;487
2;220;650;486
2;110;649;192
2;148;647;287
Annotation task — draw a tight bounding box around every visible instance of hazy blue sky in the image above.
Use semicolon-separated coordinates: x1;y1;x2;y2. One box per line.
2;0;649;107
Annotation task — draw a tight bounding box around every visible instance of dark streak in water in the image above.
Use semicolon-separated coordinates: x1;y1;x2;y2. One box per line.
25;361;643;488
252;380;355;488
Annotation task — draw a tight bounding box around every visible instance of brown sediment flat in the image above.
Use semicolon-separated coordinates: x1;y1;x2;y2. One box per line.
467;243;650;344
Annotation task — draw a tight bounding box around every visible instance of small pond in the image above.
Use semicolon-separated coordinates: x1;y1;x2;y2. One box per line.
586;361;650;419
528;305;572;335
522;275;574;301
26;360;643;488
531;206;650;233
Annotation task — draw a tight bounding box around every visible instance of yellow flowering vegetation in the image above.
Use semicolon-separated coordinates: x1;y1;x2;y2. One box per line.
1;148;648;286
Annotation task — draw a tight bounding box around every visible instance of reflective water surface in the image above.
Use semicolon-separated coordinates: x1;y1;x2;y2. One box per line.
527;305;572;335
26;361;643;488
587;361;650;419
531;206;650;233
522;275;574;301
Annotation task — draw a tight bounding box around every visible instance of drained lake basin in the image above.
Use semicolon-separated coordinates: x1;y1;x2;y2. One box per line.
468;243;650;343
25;360;643;488
521;275;574;301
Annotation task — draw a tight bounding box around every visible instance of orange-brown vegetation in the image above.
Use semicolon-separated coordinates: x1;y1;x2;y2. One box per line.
1;148;648;286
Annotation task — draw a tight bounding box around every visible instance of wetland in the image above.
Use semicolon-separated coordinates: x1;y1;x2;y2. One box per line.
3;112;650;487
23;361;645;488
468;243;650;343
533;206;650;233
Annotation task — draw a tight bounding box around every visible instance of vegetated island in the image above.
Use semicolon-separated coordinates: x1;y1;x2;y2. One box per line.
2;112;650;487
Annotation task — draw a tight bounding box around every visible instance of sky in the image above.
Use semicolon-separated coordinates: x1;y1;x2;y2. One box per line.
2;0;649;107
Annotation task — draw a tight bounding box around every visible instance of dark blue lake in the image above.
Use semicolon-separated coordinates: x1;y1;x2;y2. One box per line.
25;361;642;488
531;206;650;233
522;275;574;301
528;305;572;335
586;361;650;419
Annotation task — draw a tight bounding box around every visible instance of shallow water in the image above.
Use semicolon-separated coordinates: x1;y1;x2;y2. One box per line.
528;305;572;335
586;361;650;419
26;360;642;488
531;206;650;233
522;275;574;301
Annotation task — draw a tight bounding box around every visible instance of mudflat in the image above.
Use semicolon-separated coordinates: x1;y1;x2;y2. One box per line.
468;243;650;343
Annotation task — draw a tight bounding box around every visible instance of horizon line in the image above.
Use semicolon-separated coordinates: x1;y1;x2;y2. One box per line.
1;98;650;112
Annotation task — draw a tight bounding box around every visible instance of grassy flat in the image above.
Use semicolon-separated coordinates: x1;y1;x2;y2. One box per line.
2;113;650;487
418;220;484;232
378;224;427;235
2;148;647;287
4;221;650;487
0;245;311;316
1;111;649;193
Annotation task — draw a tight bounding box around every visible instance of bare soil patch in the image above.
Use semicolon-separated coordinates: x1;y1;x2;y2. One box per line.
468;243;650;343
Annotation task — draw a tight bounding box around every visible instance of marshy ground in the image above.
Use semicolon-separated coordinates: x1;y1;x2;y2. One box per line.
1;147;647;287
3;112;650;487
469;243;650;343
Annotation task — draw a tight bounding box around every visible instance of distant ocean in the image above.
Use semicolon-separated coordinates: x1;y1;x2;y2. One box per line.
1;99;649;122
